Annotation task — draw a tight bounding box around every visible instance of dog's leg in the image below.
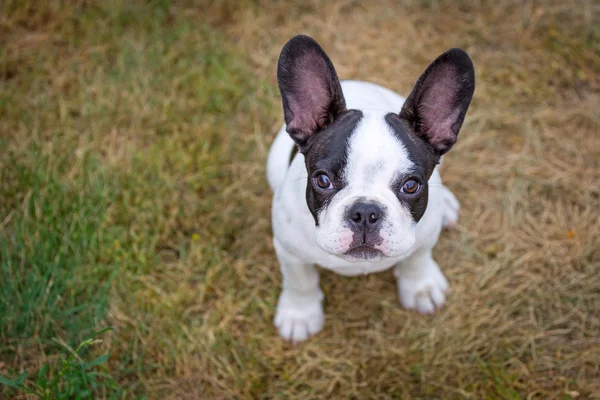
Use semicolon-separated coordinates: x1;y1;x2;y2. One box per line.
394;249;449;314
273;238;324;342
441;185;460;229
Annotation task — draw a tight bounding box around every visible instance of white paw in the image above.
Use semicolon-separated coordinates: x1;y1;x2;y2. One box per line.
441;185;460;229
274;290;324;343
396;262;449;314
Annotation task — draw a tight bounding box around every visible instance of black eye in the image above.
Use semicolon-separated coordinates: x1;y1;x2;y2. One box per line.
314;173;333;190
401;179;421;194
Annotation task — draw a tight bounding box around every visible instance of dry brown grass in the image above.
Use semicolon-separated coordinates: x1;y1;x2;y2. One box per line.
180;1;600;398
1;0;599;399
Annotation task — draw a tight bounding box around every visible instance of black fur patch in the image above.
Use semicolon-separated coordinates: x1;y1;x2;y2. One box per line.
302;109;364;224
385;113;440;222
289;145;299;165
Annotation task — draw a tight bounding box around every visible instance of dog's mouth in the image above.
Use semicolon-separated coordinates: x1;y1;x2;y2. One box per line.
344;246;384;260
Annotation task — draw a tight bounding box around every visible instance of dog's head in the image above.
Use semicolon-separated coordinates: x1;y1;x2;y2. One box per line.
277;35;474;262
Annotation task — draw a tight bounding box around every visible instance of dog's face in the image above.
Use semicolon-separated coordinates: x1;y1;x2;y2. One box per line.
277;35;475;262
302;110;439;262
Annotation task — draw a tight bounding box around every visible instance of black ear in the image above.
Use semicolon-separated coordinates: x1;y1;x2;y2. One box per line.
399;48;475;155
277;35;346;147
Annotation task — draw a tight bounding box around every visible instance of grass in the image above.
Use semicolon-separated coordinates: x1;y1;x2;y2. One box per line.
1;328;119;399
1;0;599;398
0;143;113;340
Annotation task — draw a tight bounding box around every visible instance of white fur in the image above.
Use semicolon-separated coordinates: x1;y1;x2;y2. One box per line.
315;111;416;262
268;80;459;341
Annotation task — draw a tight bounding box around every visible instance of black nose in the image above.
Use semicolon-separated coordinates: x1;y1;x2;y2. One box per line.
347;202;383;228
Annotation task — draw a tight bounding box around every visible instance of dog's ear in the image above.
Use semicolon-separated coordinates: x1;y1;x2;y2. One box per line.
277;35;346;147
399;48;475;155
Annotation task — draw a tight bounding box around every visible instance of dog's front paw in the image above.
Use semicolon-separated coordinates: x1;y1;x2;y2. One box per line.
274;290;324;343
441;185;460;229
396;262;449;314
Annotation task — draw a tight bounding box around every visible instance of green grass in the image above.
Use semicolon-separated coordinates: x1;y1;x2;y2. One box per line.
0;129;118;398
1;328;119;399
1;1;273;397
0;143;113;339
1;0;599;398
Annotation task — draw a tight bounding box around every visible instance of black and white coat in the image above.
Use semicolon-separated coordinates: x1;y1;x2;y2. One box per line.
267;36;475;342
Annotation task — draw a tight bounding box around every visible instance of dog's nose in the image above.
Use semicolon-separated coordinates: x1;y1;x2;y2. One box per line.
347;202;383;228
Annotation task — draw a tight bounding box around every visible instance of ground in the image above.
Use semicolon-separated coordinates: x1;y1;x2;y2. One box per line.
1;0;599;399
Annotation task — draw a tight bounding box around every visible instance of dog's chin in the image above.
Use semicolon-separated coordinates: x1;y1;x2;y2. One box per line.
341;247;386;263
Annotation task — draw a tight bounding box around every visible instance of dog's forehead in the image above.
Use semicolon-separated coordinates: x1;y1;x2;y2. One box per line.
343;111;414;185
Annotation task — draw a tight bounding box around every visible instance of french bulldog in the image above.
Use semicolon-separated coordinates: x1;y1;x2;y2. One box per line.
267;35;475;342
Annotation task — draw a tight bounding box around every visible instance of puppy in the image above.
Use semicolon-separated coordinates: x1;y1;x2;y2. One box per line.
267;35;475;342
